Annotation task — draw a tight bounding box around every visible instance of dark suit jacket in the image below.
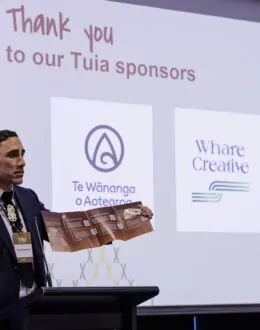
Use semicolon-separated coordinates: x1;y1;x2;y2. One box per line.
0;184;48;316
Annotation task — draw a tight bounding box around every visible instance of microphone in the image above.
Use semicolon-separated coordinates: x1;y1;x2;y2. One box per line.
34;217;53;287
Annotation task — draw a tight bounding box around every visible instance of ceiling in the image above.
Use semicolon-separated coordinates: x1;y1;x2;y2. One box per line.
107;0;260;23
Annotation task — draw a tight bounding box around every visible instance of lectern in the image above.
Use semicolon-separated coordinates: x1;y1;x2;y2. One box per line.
29;287;159;330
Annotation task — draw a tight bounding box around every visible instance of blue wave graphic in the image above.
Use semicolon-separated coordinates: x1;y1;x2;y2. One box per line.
209;181;250;192
192;180;250;202
192;192;222;203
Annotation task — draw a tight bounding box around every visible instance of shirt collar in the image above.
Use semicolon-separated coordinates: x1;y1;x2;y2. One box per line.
0;185;13;198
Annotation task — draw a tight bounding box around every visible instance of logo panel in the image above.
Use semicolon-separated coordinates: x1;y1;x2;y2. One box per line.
175;107;260;233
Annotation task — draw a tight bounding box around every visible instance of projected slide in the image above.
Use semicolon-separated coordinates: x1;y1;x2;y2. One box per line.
1;0;260;306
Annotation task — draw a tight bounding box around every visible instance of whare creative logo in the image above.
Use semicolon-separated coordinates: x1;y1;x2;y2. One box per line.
191;139;250;203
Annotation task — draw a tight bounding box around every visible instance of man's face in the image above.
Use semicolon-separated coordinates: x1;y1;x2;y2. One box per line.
0;137;26;190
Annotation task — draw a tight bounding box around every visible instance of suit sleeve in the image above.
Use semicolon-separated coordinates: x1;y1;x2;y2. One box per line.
29;189;50;242
38;200;50;242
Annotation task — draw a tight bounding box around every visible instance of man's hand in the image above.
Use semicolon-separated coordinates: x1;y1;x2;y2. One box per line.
141;206;153;220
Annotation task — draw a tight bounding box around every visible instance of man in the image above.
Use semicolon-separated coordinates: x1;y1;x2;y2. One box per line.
0;130;49;330
0;129;153;330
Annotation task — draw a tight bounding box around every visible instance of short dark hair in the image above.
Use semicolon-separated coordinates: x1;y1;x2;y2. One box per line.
0;130;18;144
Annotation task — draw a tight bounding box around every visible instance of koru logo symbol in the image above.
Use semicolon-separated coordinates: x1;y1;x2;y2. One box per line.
85;125;124;172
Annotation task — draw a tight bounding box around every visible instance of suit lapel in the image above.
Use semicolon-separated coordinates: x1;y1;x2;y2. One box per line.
14;185;47;285
14;185;33;234
0;213;16;259
13;186;40;258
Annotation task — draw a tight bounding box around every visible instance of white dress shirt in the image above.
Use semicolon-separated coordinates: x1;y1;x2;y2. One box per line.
0;186;36;298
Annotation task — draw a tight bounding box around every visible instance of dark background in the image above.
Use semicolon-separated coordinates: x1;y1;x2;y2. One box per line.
108;0;260;22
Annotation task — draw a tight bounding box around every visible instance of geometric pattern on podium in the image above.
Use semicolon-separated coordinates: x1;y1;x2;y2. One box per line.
45;245;155;305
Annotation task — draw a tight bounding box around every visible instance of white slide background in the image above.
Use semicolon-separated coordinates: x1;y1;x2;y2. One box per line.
1;0;260;305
